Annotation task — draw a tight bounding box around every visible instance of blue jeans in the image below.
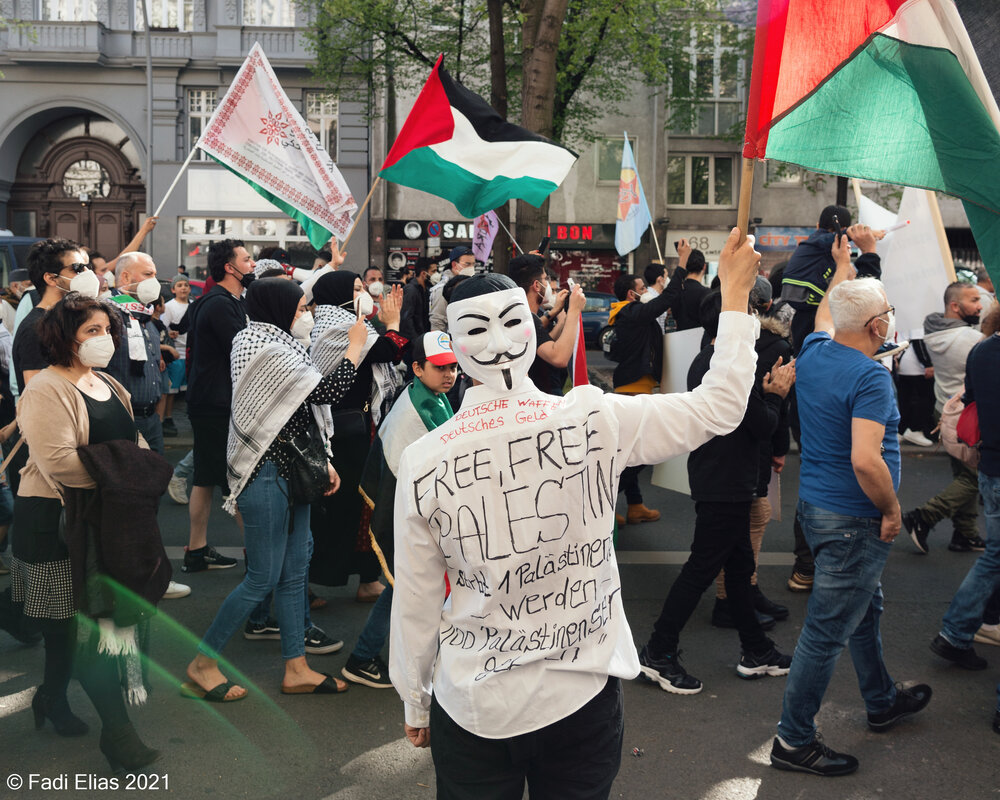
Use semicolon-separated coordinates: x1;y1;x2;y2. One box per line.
174;449;194;486
939;472;1000;709
777;500;897;747
353;585;392;661
200;462;311;660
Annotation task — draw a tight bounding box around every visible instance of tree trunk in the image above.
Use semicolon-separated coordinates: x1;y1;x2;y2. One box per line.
488;0;511;275
517;0;568;252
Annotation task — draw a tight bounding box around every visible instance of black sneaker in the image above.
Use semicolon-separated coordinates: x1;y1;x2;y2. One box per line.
342;654;392;688
903;510;930;554
867;683;932;732
162;417;178;434
244;618;281;640
737;643;792;679
711;598;775;631
752;586;789;621
770;734;859;777
948;535;984;552
304;626;343;655
182;545;238;572
637;645;702;695
930;634;988;670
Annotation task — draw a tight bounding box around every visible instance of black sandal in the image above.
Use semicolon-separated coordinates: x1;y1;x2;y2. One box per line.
281;672;348;695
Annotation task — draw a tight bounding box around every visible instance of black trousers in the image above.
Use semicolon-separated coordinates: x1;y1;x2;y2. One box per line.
895;374;935;436
649;500;769;655
430;677;623;800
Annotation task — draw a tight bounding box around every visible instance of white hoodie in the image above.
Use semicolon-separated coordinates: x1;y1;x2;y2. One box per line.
923;312;983;413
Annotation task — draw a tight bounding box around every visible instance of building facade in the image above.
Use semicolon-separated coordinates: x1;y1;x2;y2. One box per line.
0;0;371;278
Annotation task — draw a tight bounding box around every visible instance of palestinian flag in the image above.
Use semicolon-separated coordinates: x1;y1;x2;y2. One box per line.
744;0;1000;285
379;55;578;218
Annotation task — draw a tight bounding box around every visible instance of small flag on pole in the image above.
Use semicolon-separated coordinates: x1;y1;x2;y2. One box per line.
471;211;500;263
198;43;357;249
614;132;652;257
379;55;577;218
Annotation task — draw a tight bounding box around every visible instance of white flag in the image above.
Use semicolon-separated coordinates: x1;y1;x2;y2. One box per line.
199;43;357;248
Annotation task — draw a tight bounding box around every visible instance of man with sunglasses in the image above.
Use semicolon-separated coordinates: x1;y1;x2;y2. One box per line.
770;236;931;778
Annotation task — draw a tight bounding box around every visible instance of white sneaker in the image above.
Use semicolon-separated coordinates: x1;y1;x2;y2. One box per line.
168;474;189;504
163;580;191;599
901;429;933;447
974;624;1000;646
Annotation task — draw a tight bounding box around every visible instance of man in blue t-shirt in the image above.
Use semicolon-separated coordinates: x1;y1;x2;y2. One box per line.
770;233;932;778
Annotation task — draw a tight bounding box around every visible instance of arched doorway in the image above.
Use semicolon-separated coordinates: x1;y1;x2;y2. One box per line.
8;113;145;256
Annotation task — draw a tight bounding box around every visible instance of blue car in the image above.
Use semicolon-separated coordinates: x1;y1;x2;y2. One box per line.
581;291;616;349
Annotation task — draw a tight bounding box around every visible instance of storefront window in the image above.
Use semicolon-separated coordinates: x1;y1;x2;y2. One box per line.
178;216;313;277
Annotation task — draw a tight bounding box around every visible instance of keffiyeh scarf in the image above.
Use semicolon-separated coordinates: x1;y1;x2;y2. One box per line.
310;305;400;424
225;321;327;514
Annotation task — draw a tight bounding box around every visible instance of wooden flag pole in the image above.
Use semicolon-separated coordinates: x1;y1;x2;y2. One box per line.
153;141;200;218
736;157;756;244
851;177;864;211
925;189;957;283
340;176;381;255
649;221;664;263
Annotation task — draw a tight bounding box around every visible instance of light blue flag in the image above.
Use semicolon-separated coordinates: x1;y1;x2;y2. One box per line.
614;132;652;257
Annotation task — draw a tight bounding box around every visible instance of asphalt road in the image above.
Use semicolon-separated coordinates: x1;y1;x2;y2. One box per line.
1;404;996;800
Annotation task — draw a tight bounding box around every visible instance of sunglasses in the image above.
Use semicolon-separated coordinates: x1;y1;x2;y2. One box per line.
63;263;90;275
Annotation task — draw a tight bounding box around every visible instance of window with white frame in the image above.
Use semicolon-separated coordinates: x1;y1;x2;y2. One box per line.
41;0;97;20
594;137;637;185
305;92;339;161
243;0;294;26
669;23;743;137
666;154;734;207
135;0;193;29
187;89;217;161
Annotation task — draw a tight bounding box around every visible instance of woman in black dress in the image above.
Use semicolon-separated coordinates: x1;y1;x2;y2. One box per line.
12;293;158;771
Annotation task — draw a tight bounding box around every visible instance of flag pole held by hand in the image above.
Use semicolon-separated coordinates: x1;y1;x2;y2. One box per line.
736;157;756;246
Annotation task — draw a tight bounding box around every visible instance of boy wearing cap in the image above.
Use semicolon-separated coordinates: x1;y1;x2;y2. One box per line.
430;245;476;332
345;332;459;687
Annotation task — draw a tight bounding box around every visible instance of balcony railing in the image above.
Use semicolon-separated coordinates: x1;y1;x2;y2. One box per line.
6;21;107;55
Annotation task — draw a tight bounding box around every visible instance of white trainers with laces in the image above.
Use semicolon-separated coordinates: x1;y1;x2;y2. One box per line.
901;429;933;447
167;474;189;504
163;580;191;599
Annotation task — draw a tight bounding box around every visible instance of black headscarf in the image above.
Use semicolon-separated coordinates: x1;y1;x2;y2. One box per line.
245;278;303;333
312;271;358;307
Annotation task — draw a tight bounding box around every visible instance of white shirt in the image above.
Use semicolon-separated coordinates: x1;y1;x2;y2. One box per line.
160;299;189;350
390;311;758;737
645;285;667;332
428;271;454;332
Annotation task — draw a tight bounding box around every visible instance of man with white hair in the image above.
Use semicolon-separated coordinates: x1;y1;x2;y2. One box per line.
105;252;166;455
770;234;931;777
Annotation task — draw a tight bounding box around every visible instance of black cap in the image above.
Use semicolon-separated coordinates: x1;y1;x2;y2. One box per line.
9;269;29;283
819;205;851;231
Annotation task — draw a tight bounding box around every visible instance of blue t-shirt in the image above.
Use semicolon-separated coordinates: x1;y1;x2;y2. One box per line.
797;332;900;518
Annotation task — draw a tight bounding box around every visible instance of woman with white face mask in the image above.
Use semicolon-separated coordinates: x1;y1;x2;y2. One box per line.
308;271;406;602
12;293;161;771
186;278;366;699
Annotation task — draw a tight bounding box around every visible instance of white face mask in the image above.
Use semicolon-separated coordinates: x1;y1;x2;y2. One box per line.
639;290;654;304
366;281;384;298
881;309;896;344
129;276;161;305
459;265;476;277
350;292;374;318
447;287;536;393
540;282;554;308
69;269;101;299
291;310;314;340
429;272;442;285
77;334;116;368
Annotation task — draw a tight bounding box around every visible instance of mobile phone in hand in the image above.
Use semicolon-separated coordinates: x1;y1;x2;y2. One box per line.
537;236;550;255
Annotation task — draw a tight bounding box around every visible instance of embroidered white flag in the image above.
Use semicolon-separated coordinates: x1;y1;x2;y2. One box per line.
199;43;357;248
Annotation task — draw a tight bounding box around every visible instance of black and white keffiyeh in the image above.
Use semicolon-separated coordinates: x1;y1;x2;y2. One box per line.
310;305;400;424
225;321;327;514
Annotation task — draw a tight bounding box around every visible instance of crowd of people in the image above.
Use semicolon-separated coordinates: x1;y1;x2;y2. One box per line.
0;207;998;794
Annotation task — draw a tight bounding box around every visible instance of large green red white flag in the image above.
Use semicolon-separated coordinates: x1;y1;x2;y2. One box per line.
199;43;357;249
744;0;1000;284
379;55;577;218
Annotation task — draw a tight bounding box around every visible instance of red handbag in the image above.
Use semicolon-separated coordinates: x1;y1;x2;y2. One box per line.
956;400;981;448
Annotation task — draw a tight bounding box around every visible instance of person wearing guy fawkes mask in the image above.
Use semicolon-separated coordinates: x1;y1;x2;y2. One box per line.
103;252;166;455
390;227;762;798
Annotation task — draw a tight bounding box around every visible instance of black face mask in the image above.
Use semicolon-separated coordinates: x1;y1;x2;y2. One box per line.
237;268;256;289
962;313;980;326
